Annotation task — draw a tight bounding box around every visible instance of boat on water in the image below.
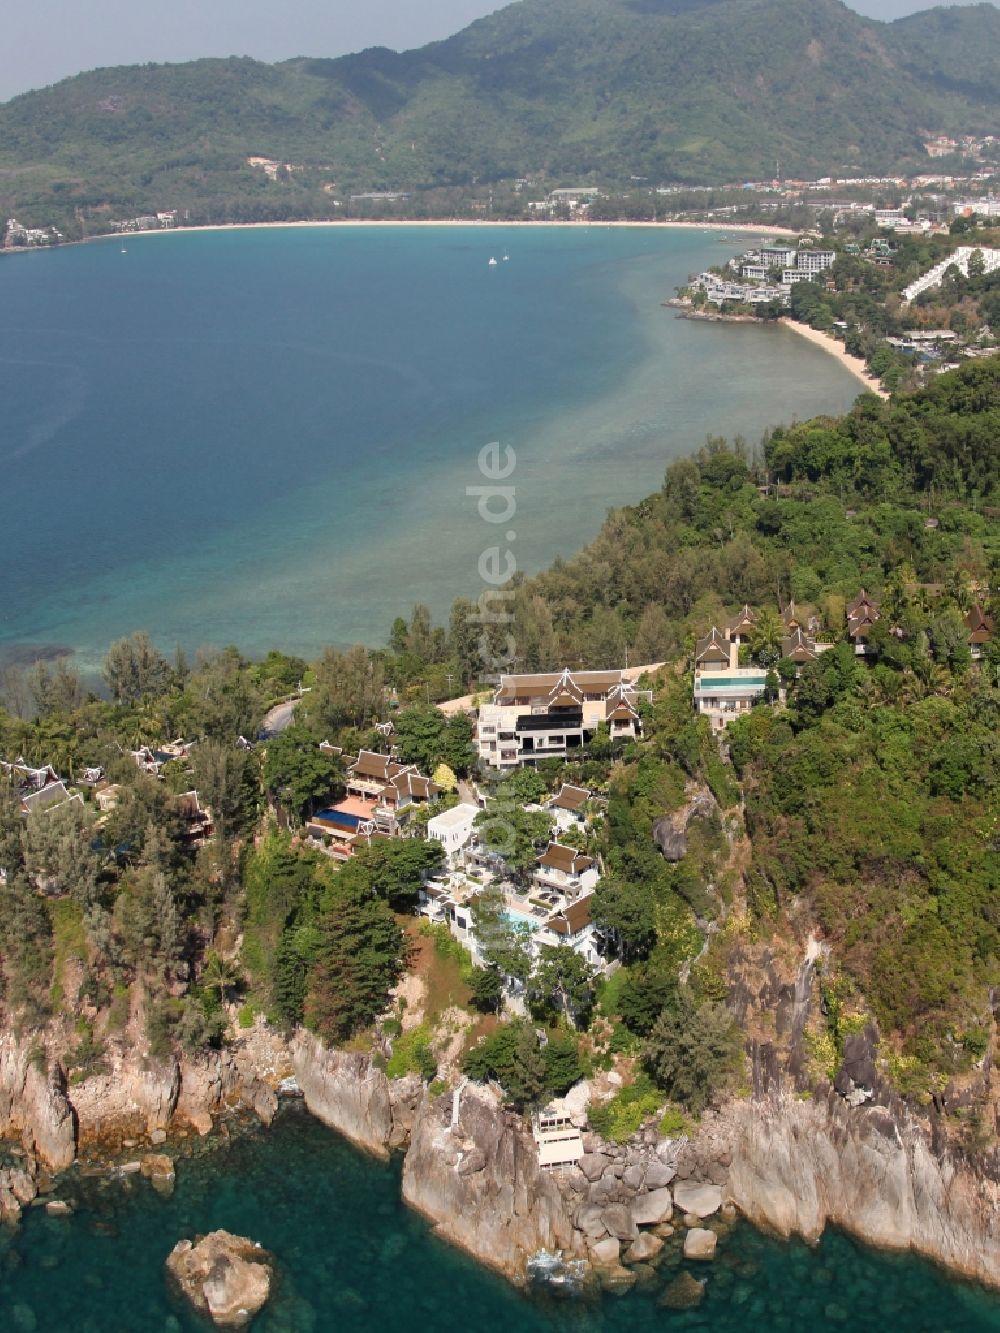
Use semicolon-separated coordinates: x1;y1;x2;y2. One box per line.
502;252;510;262
488;256;498;267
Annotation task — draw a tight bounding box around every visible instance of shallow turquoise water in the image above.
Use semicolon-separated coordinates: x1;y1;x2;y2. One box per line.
4;1106;999;1331
0;225;862;670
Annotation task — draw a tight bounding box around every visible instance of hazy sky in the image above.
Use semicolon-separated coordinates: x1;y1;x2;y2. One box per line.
0;0;992;103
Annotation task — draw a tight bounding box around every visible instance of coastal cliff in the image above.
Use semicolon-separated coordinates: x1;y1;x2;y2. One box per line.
725;1082;1000;1287
0;1035;76;1171
402;1081;578;1279
291;1032;421;1156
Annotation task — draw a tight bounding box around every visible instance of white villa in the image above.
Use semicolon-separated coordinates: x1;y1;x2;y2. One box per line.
426;802;479;867
476;668;649;768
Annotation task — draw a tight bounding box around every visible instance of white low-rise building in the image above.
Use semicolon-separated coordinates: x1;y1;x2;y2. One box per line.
426;802;479;867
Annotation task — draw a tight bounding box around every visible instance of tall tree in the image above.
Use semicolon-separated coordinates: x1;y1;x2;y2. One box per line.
102;632;172;705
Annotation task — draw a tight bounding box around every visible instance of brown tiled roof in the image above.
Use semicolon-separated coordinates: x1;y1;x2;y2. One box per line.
846;589;879;618
538;843;594;875
389;771;441;802
546;895;593;936
694;628;730;666
494;669;625;703
781;601;804;630
965;604;995;644
549;784;590;812
725;604;757;636
349;750;409;782
782;629;817;662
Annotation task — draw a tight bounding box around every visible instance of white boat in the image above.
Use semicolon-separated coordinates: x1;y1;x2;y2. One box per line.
502;251;510;262
488;256;498;267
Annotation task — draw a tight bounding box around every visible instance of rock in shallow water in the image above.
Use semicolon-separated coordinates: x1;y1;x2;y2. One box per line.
165;1230;272;1329
684;1227;719;1260
658;1271;706;1309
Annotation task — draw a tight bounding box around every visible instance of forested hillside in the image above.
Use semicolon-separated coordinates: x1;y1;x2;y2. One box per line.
1;0;999;231
0;358;996;1124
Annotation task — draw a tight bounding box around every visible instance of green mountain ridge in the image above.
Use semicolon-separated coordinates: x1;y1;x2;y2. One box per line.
1;0;998;227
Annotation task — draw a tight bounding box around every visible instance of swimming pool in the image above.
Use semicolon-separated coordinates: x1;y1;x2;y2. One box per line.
502;908;541;932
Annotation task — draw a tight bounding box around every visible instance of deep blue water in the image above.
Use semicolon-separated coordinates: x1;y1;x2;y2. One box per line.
4;1106;1000;1332
0;225;862;670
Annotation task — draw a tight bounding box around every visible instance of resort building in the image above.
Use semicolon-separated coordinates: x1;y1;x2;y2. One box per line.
533;842;599;896
545;783;591;831
693;622;767;730
344;750;441;835
476;668;649;768
426;802;479;867
847;590;881;655
306;750;441;858
781;628;819;665
965;604;995;660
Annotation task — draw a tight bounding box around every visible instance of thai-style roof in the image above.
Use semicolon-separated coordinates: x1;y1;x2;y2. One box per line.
846;589;879;618
349;750;405;782
694;627;730;666
604;682;641;721
546;894;593;937
21;780;72;814
781;629;818;663
493;669;626;704
388;771;440;802
725;604;757;637
781;601;804;631
537;843;594;876
965;603;995;644
548;784;590;813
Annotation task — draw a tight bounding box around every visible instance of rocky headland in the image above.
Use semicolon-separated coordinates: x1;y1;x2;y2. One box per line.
3;958;1000;1295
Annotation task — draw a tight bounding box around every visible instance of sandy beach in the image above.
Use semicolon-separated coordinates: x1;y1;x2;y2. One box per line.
75;216;800;243
778;318;889;399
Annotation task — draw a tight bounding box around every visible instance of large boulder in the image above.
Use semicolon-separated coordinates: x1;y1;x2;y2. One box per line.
166;1231;272;1329
601;1204;637;1241
673;1181;722;1218
141;1153;176;1196
631;1187;673;1226
644;1160;676;1189
578;1152;608;1182
589;1235;620;1267
624;1232;663;1264
683;1227;718;1260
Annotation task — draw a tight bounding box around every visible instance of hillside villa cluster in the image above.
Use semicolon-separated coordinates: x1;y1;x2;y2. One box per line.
0;745;214;883
694;592;994;731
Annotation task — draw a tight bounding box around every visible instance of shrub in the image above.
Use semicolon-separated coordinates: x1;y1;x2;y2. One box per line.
588;1073;663;1143
386;1023;437;1081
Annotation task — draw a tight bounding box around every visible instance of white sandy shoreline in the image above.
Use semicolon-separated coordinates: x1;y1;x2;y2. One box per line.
68;217;800;245
778;318;889;399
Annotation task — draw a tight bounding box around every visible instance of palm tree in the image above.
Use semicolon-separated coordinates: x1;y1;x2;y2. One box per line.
749;609;783;666
201;951;242;1007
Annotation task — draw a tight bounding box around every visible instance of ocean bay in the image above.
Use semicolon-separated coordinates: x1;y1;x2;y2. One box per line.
1;224;862;669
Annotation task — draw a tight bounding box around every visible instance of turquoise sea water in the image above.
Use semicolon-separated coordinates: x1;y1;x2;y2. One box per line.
4;1105;1000;1332
0;225;863;671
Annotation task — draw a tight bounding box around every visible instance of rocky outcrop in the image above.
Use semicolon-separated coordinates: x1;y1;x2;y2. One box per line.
652;786;716;862
0;1162;37;1222
291;1031;420;1157
726;1088;1000;1287
402;1082;577;1279
166;1231;272;1328
0;1036;76;1170
69;1053;180;1146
